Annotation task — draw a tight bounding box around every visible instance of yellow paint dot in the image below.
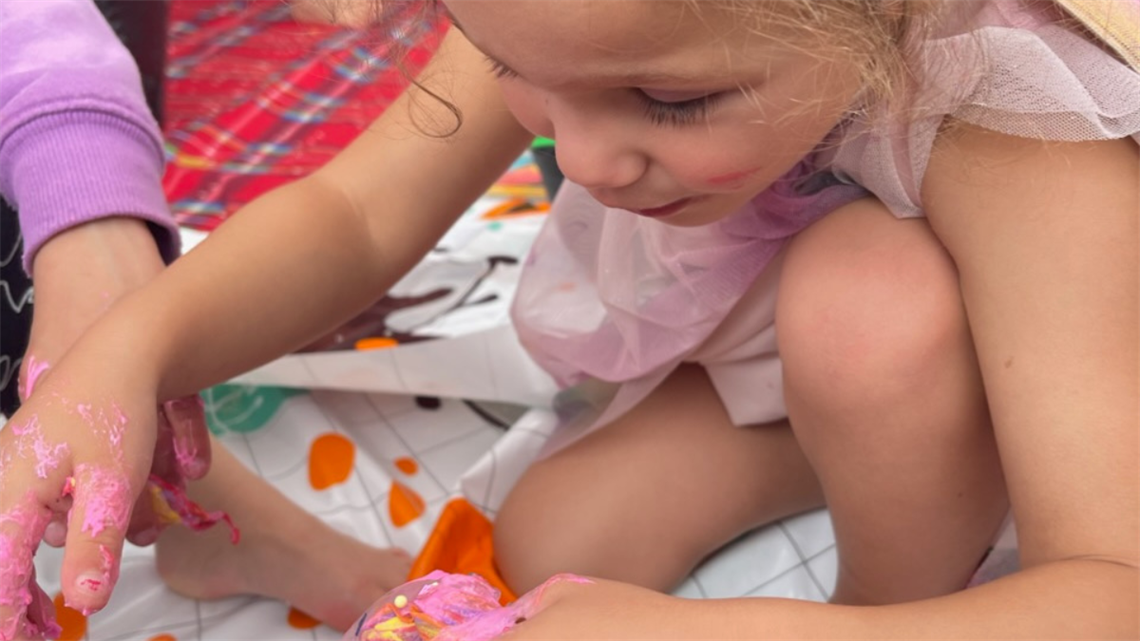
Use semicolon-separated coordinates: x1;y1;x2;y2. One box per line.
308;433;356;490
393;595;408;608
51;593;87;641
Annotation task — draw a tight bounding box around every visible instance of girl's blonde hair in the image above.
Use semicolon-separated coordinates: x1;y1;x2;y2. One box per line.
319;0;947;132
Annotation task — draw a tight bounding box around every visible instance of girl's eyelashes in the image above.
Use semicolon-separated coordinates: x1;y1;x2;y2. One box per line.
485;55;724;127
485;56;518;80
636;90;723;127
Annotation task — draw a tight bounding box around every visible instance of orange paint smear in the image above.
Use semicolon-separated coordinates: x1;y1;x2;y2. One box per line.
408;498;518;605
308;433;356;490
394;456;418;475
389;481;426;527
51;593;87;641
287;607;322;629
148;635;178;641
480;198;550;220
355;337;399;351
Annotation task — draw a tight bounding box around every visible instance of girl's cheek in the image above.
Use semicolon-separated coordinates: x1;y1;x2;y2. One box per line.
499;84;554;139
704;166;764;189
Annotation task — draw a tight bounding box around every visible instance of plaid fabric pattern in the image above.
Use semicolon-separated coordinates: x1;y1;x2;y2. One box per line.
163;1;445;230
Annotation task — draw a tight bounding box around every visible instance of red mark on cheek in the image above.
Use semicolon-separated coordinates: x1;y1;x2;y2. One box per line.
706;166;763;187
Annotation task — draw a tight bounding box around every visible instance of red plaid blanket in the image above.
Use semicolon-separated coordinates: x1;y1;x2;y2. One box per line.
163;0;445;230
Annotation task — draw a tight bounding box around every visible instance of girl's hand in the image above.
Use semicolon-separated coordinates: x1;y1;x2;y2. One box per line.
0;379;158;639
19;217;211;547
498;578;698;641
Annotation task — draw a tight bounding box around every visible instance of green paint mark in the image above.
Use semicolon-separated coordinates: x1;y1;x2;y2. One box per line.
488;221;503;231
202;384;306;435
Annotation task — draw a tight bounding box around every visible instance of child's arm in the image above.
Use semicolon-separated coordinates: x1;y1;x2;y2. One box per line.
502;129;1138;640
138;28;533;397
0;25;532;628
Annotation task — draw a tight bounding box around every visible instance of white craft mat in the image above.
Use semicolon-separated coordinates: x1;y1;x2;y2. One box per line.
31;386;838;640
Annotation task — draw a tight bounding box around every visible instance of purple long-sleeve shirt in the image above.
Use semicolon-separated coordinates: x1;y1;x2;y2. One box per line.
0;0;180;274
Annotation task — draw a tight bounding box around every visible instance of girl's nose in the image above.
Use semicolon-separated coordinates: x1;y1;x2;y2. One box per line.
548;109;647;191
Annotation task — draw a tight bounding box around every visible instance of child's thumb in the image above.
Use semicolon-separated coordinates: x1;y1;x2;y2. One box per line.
58;465;136;615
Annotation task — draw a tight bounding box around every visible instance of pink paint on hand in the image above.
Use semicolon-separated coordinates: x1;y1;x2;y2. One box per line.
166;397;207;477
30;434;69;480
20;355;50;398
74;465;131;539
3;413;69;479
107;402;129;449
146;475;239;543
0;492;58;640
345;571;591;641
71;545;118;616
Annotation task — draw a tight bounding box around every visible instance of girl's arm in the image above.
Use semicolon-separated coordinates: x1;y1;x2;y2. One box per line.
91;25;532;399
502;127;1137;641
0;0;179;271
0;25;531;624
725;127;1139;637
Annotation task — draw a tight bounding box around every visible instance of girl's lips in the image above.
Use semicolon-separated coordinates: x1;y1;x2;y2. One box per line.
630;197;695;218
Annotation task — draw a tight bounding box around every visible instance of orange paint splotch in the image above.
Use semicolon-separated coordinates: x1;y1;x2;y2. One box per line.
308;433;355;490
355;337;398;351
287;607;322;629
394;457;418;475
389;481;426;527
51;593;87;641
479;198;549;220
148;635;178;641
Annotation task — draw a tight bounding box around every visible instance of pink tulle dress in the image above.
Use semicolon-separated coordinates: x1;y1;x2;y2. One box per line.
511;0;1140;453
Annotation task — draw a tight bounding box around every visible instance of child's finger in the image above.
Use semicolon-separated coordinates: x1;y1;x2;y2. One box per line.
0;463;55;640
57;465;137;615
22;569;60;640
163;396;211;481
40;491;73;548
125;487;163;547
42;512;69;548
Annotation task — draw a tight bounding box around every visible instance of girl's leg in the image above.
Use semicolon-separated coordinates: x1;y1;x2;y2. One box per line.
155;438;412;631
777;199;1009;605
494;364;825;594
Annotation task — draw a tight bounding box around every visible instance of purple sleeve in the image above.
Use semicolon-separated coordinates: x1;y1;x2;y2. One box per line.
0;0;181;275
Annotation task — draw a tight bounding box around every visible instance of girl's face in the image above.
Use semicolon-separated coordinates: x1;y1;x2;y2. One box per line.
443;0;865;226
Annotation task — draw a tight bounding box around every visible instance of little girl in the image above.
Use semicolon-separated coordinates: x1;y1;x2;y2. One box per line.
2;0;1137;638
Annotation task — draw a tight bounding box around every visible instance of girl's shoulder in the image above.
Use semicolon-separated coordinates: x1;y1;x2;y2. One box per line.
828;0;1140;220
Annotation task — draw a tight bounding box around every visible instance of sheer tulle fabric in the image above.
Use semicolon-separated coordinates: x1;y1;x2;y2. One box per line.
511;0;1140;442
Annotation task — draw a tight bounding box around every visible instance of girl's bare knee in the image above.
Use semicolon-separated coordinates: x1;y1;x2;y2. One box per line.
779;203;975;425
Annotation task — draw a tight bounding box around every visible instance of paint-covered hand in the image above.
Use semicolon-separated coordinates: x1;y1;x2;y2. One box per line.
18;217;212;549
0;383;159;639
495;578;695;641
0;218;206;640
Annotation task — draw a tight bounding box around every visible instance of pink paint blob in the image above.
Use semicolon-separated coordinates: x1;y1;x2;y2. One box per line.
0;493;56;640
74;465;131;538
9;414;36;437
346;572;592;641
9;413;70;480
21;355;50;398
165;397;206;475
31;434;69;480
